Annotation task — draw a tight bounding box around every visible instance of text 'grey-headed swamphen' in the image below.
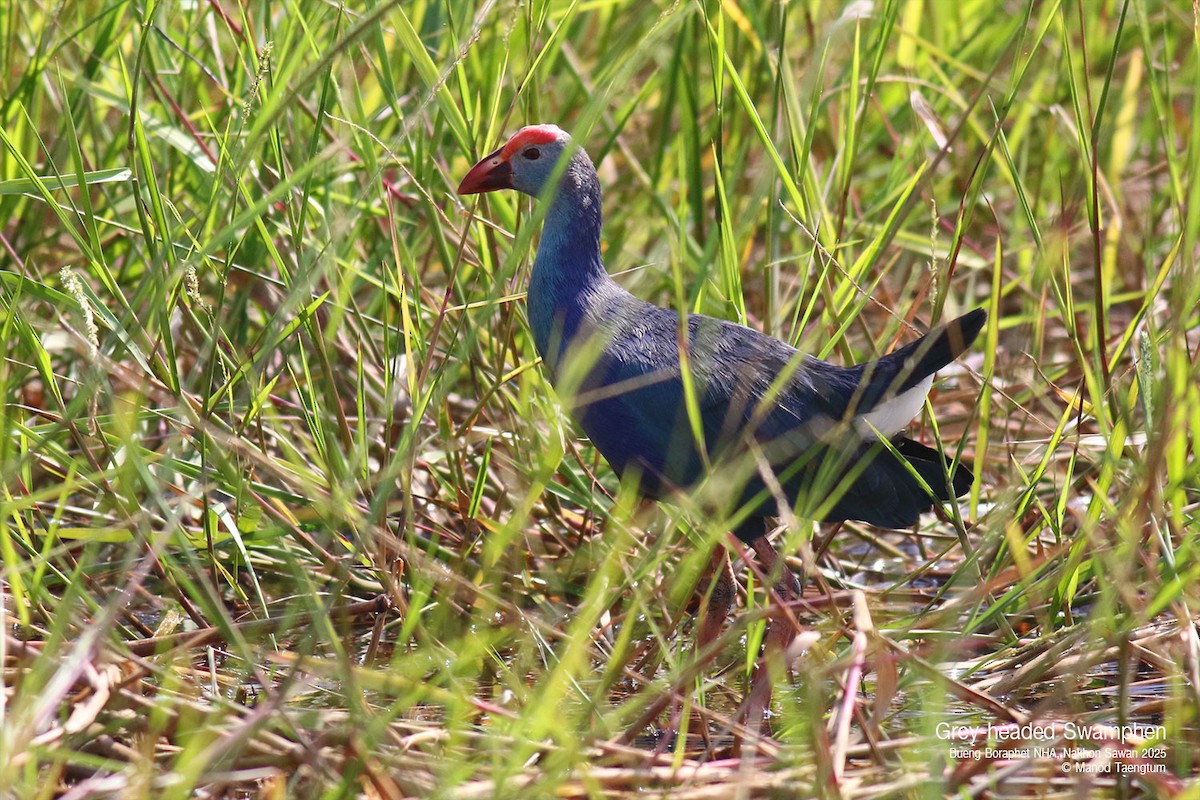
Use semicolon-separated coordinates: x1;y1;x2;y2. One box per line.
459;124;985;739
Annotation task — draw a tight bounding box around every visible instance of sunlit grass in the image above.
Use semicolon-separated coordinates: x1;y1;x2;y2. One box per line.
1;0;1197;797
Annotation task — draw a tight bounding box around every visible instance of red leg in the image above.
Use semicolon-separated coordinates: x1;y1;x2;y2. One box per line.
696;546;736;653
740;534;802;739
651;545;737;755
695;546;736;755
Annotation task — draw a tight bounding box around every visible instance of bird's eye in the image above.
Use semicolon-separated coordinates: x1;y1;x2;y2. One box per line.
522;147;541;160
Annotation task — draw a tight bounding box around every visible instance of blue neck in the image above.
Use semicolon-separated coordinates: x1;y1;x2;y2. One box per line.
526;159;611;374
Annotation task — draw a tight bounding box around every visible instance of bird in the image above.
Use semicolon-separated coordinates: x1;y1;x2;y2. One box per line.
458;123;984;738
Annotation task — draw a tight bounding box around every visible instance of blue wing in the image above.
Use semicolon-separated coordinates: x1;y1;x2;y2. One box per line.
542;290;982;529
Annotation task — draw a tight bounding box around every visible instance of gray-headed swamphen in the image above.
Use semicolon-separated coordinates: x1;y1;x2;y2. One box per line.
459;124;984;738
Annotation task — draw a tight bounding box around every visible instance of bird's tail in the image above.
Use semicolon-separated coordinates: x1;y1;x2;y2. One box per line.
820;309;985;528
883;308;988;395
819;437;973;529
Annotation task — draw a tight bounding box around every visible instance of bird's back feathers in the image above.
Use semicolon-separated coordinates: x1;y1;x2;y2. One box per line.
543;286;983;530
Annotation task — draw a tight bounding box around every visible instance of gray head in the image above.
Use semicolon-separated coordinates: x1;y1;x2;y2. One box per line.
457;124;579;198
